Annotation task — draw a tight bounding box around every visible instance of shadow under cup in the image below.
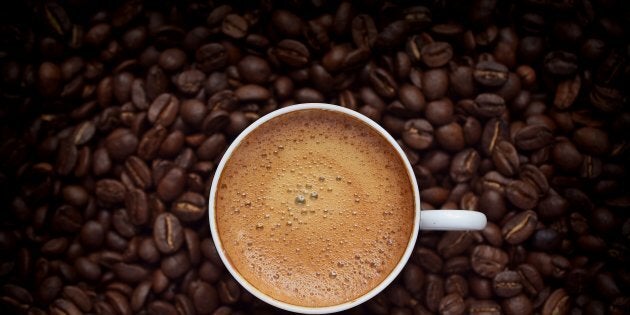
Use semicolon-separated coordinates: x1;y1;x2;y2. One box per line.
208;103;482;314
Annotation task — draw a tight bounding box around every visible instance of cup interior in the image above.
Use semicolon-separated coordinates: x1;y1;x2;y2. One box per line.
208;103;421;314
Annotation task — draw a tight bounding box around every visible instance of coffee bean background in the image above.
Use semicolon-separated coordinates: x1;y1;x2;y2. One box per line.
0;0;629;314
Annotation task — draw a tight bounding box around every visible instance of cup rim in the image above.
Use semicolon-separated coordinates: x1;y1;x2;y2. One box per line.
208;103;421;314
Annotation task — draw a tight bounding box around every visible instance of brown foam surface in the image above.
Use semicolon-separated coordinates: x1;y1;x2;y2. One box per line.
215;109;415;307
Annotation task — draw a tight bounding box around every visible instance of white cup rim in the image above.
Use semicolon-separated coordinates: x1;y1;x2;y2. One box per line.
208;103;421;314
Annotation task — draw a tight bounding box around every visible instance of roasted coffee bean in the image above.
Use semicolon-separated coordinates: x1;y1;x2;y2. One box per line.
222;14;248;39
61;286;92;312
171;192;206;222
188;280;219;314
369;67;397;99
544;51;578;77
438;231;475;258
473;93;506;118
573;127;610;156
173;69;205;95
436;122;465;152
402;119;433;150
514;125;553;151
95;179;126;205
126;188;148;226
156;167;185;202
105;128;138;161
474;61;508;87
148;300;177;315
471;245;509;278
123;156;152;190
425;98;453;126
481;118;510;156
398;84;425;113
153;213;184;255
506;181;538;210
438;293;465;315
161;251;190;279
113;263;149;283
352;15;377;49
425;274;445;312
414;247;443;274
403;263;425;293
445;274;468;297
421;42;453;68
148;94;179;127
502;294;533;315
274;39;310;68
502;210;537;244
469;300;501;315
493;270;522;298
450;149;480;183
492;141;519;176
542;288;569;315
196;43;227;73
272;10;303;37
423;69;449;100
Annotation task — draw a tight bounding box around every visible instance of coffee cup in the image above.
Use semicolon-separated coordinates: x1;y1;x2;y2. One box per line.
209;103;486;314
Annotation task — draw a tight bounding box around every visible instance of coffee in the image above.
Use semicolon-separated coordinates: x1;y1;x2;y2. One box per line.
214;109;415;307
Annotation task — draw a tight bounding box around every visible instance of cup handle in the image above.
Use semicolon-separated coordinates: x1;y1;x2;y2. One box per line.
419;210;487;230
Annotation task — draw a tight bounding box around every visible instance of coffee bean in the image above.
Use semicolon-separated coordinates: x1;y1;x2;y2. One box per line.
481;118;510;156
188;280;219;314
148;94;179;127
272;10;303;37
473;93;506;118
105;128;138;161
425;98;453;126
474;61;508;87
439;293;465;315
449;149;480;183
573;127;610;156
274;39;310;68
156;167;185;202
403;263;425;293
544;51;578;77
352;15;377;49
217;278;241;304
222;14;248;39
138;126;167;161
506;181;538;210
542;288;569;315
421;42;453;68
196;43;227;73
471;245;509;278
95;179;126;205
402;119;433;150
171;192;206;223
502;294;533;315
161;251;190;279
105;290;132;315
514;125;553;151
61;286;92;312
469;300;501;315
492;141;519;176
173;69;205;95
74;257;101;281
369;67;398;99
235;84;270;102
153;213;184;255
423;69;449;100
425;274;444;312
414;247;443;274
113;263;149;283
493;270;522;298
436;122;465;152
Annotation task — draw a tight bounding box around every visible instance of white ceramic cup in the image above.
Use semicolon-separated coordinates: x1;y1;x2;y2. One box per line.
209;103;487;314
